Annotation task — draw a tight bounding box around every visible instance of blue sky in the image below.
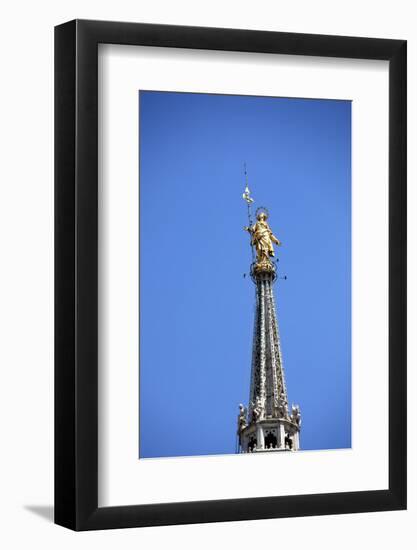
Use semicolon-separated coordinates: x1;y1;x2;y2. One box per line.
139;91;351;458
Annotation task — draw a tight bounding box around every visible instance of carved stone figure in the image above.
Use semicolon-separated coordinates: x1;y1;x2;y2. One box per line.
290;404;301;427
274;390;288;419
251;396;263;422
237;403;247;434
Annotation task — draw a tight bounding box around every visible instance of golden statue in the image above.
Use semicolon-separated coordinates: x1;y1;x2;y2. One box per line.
245;211;281;270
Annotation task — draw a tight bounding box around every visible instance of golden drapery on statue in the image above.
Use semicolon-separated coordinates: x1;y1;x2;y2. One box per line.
245;211;281;270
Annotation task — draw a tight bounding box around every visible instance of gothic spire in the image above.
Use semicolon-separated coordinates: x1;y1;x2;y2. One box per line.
238;185;301;452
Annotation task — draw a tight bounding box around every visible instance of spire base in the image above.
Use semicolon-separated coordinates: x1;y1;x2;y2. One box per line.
239;418;300;453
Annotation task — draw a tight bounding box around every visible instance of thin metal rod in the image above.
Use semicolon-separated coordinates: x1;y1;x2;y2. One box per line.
244;163;255;263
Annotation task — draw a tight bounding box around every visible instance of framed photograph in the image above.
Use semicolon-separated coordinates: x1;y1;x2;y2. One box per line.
55;20;406;530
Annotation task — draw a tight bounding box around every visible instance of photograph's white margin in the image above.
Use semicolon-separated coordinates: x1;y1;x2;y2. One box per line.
98;44;389;507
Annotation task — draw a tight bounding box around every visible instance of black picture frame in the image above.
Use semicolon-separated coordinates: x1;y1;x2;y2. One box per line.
55;19;407;531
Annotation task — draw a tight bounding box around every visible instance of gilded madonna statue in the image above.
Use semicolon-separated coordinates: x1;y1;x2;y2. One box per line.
245;211;281;268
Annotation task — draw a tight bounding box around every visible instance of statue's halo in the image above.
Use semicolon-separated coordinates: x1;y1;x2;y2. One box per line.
255;206;269;220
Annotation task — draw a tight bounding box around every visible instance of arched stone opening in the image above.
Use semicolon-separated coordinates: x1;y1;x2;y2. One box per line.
264;431;278;449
